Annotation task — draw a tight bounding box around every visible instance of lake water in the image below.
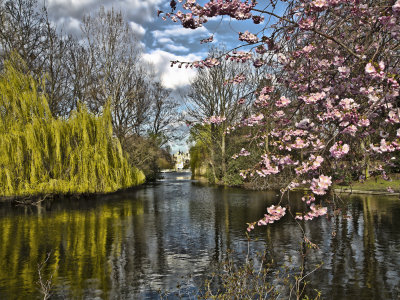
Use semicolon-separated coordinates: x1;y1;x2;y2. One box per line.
0;172;399;299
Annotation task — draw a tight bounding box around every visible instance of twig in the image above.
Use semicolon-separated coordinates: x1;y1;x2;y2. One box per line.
37;251;58;300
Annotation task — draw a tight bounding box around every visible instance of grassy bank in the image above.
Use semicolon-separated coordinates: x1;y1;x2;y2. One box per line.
334;175;400;193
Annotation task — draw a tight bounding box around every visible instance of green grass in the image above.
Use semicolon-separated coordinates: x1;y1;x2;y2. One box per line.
334;175;400;192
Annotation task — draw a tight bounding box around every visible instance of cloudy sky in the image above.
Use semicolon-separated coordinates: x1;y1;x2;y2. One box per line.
45;0;259;90
44;0;270;151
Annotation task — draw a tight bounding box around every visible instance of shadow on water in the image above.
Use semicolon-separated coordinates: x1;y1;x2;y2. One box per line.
0;172;399;299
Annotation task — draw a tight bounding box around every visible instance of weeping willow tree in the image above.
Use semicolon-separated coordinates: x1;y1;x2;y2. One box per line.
0;60;145;197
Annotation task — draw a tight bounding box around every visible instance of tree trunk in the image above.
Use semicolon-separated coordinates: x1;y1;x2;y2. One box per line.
209;147;217;184
361;140;370;179
221;132;226;182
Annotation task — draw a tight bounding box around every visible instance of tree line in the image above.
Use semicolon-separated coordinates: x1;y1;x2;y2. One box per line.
0;0;179;181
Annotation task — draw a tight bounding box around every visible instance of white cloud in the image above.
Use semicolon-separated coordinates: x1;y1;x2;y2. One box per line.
129;22;146;38
152;25;209;40
165;44;189;52
142;49;201;90
54;16;82;36
157;37;173;45
151;25;211;55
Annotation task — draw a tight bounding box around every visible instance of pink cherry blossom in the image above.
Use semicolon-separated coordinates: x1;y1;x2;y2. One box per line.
301;92;326;104
387;109;400;123
338;66;350;76
302;45;315;53
302;195;316;205
329;142;350;159
310;175;332;195
239;148;250;156
296;204;328;221
342;125;357;136
365;63;376;74
252;205;286;230
393;0;400;14
339;98;359;110
358;118;370;127
311;0;328;9
276;96;291;107
164;0;400;231
204;115;226;124
239;31;259;44
292;137;309;149
299;18;315;30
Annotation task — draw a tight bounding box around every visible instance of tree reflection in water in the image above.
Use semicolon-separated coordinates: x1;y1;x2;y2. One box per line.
0;173;399;299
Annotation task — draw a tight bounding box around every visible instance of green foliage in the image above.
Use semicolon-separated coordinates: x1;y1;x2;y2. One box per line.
222;159;244;186
0;60;144;197
189;144;207;175
189;124;211;177
123;134;172;181
158;157;173;170
206;167;216;184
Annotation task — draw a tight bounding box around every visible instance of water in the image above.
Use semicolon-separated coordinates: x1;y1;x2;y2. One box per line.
0;172;399;299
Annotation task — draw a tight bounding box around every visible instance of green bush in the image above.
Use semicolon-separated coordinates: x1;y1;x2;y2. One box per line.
223;159;244;186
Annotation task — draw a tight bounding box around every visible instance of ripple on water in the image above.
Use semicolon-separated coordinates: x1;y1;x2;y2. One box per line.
0;174;399;299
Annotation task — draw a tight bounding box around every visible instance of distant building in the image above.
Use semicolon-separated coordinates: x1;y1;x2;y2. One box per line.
172;151;190;170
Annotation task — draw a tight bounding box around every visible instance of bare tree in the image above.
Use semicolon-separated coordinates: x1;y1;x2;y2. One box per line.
78;7;153;142
0;0;75;116
187;47;258;182
64;37;93;114
41;11;75;116
148;81;183;147
0;0;47;74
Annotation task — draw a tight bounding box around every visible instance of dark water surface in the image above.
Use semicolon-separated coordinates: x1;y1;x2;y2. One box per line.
0;172;399;299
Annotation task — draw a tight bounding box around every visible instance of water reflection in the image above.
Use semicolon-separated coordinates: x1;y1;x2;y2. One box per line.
0;172;399;299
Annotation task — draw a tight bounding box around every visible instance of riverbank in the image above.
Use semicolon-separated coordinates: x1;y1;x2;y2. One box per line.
194;174;400;196
0;184;146;204
333;175;400;196
334;188;400;196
